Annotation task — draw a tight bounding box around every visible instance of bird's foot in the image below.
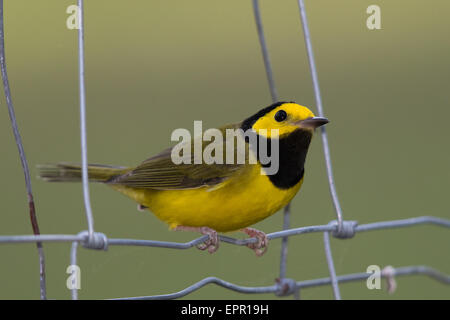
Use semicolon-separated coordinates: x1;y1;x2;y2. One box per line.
241;227;268;257
196;227;219;253
173;226;219;254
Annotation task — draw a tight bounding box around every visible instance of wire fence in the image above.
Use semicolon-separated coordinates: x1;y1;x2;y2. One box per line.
0;0;449;300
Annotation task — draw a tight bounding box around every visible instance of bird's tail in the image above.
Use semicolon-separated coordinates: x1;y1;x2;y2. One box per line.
37;163;130;183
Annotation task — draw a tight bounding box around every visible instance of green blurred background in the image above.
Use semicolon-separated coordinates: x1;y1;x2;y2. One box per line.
0;0;449;299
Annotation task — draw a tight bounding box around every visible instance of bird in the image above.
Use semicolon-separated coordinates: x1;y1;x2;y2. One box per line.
38;101;328;256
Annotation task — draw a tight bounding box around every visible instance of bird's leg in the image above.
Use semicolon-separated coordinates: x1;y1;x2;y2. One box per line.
241;227;268;256
173;226;219;254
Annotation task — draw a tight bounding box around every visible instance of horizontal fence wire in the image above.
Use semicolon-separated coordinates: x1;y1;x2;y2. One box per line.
0;216;448;299
1;216;448;247
111;265;450;300
0;1;449;300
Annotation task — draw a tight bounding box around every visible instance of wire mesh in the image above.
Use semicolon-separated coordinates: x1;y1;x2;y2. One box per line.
0;1;449;300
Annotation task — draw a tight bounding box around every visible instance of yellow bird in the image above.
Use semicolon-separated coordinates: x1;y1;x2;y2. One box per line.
38;102;328;256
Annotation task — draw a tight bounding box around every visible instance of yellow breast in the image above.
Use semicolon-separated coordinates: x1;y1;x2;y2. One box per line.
111;164;303;232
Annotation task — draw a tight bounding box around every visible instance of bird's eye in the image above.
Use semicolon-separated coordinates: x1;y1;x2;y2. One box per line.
274;110;287;122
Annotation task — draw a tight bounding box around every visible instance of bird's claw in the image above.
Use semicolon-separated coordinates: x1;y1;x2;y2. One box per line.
241;227;268;256
195;227;219;254
173;225;219;253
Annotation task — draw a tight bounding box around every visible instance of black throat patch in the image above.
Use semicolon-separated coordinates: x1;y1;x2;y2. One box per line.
246;129;312;189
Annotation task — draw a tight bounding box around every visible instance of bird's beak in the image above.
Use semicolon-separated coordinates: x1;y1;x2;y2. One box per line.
295;117;329;129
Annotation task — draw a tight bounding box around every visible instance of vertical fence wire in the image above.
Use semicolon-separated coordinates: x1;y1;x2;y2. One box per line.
297;0;344;299
252;0;291;282
77;0;95;240
252;0;278;102
323;231;341;299
296;0;344;232
0;0;47;299
70;241;79;300
279;204;291;280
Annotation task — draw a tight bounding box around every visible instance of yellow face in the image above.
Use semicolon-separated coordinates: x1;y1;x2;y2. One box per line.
252;102;316;138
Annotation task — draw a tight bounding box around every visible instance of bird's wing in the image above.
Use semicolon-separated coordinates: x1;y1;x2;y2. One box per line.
111;123;252;190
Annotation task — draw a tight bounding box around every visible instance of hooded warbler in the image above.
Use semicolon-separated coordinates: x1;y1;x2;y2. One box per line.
38;102;328;256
